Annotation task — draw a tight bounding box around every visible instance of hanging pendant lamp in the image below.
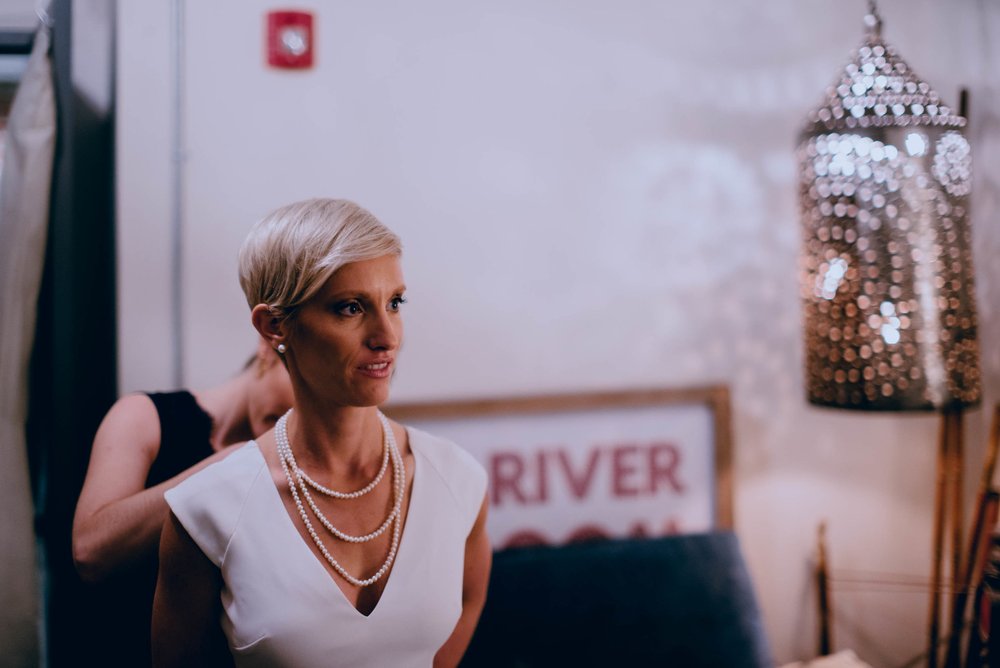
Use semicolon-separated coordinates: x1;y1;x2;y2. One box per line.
797;3;981;411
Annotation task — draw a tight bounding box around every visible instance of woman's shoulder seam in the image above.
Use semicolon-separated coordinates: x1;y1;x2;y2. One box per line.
409;428;485;511
220;443;269;566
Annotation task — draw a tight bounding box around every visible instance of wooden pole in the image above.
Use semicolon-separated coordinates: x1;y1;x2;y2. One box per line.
945;404;1000;667
963;494;999;667
817;521;832;656
950;409;965;629
981;404;1000;493
929;412;950;668
942;408;968;667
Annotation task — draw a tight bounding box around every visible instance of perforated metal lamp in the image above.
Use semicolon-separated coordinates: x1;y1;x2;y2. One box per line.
796;3;981;664
797;9;980;412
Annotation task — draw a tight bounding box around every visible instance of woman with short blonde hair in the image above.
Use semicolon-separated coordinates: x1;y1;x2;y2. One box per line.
238;198;403;320
153;198;490;667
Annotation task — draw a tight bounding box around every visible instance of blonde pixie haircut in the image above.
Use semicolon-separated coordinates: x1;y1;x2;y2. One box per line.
238;198;402;322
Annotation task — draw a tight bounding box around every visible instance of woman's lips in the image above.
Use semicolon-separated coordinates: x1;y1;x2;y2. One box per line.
357;360;393;378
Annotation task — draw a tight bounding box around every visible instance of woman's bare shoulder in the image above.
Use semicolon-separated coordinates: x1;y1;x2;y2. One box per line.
93;392;162;456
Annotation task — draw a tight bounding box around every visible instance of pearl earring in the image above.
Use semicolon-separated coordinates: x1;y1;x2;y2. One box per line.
277;343;287;354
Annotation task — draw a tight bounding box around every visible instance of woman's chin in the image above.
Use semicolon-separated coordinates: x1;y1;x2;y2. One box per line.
348;384;392;408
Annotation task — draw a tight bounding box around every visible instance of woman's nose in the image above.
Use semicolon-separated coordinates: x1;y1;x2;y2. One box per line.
366;310;400;350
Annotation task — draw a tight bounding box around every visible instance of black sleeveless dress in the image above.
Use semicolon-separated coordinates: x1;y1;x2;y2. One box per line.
85;391;214;667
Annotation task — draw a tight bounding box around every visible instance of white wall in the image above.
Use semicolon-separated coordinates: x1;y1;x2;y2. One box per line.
117;1;1000;664
0;0;40;31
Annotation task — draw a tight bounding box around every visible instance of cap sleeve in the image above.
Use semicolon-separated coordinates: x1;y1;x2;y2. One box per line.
406;427;488;536
452;443;488;533
164;442;266;567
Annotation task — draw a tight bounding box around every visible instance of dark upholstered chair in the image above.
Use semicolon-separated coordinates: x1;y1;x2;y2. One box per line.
462;532;773;667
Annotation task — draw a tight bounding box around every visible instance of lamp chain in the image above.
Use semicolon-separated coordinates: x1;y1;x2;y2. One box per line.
864;0;883;39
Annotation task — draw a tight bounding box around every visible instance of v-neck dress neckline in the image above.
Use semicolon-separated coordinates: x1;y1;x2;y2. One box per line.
164;425;487;668
253;429;421;618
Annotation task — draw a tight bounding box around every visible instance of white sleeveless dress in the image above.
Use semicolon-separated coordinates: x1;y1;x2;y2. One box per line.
164;426;487;668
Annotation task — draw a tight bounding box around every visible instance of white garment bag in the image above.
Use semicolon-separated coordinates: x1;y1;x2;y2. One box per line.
0;25;56;668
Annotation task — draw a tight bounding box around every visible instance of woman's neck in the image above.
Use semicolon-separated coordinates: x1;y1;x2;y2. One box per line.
192;372;254;451
286;401;383;474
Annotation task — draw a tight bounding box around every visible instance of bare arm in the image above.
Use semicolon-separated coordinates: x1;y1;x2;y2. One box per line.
434;496;491;668
72;394;236;581
152;512;232;668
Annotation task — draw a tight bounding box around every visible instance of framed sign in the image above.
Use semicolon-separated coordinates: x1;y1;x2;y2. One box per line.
386;386;733;550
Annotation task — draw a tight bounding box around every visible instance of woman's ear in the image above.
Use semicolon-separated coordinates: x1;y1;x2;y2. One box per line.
253;335;278;375
251;304;287;354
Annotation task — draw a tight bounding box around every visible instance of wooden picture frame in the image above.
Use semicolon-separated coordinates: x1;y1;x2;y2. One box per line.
385;385;733;550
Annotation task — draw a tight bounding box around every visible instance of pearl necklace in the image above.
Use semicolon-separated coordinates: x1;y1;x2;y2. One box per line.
277;412;396;542
275;409;404;587
297;432;390;500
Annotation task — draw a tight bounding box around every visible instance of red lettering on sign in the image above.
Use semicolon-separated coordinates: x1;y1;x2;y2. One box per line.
555;448;601;499
648;442;685;494
565;524;611;544
491;451;527;506
501;529;549;549
627;522;651;539
662;518;682;534
487;441;686;506
496;516;688;549
535;449;549;503
611;444;641;497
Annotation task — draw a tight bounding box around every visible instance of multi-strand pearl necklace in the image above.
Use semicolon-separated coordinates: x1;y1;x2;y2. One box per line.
275;409;404;587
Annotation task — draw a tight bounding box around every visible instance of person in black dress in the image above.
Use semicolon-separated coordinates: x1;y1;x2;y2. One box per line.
71;338;293;665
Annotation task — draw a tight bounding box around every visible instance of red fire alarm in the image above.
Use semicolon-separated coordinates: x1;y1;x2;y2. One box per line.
266;10;314;69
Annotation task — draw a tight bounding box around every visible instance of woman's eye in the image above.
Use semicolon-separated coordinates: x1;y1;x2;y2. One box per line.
336;301;363;316
389;296;407;312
